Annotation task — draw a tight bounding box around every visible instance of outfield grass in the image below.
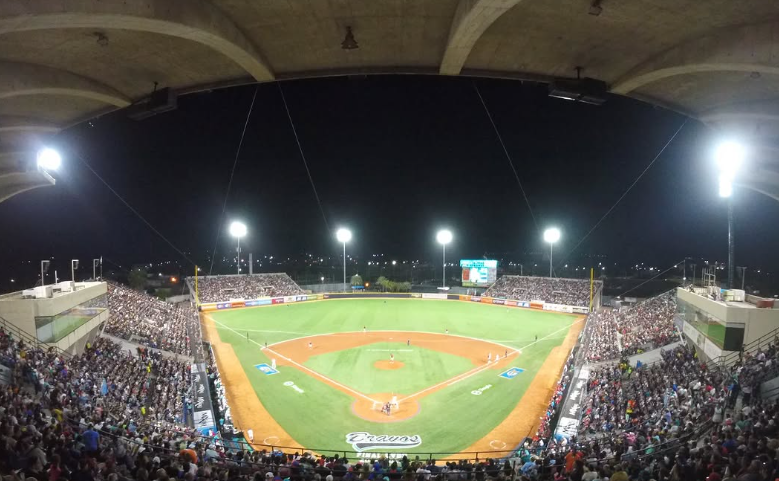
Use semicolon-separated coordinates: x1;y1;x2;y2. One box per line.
211;299;575;455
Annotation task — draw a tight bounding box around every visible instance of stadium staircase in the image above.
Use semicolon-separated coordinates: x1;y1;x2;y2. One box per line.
0;314;71;359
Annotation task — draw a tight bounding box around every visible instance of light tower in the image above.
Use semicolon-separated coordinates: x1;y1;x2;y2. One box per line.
229;221;247;275
436;229;453;289
543;227;561;278
715;140;745;289
336;228;352;293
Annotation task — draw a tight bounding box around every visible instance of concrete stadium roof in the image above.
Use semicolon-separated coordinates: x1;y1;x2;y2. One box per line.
2;0;779;201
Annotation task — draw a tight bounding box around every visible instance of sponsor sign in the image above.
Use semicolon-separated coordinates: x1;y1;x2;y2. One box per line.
470;296;481;303
271;298;285;305
323;294;330;299
505;300;517;307
471;384;492;395
245;298;272;307
492;299;506;305
572;306;589;314
519;301;531;308
283;380;304;393
498;367;524;379
191;363;216;435
346;432;422;452
543;303;574;314
459;295;471;301
410;293;422;298
554;417;579;440
254;363;279;375
216;302;232;310
284;296;298;303
480;297;492;303
230;301;245;308
530;301;544;310
421;293;448;300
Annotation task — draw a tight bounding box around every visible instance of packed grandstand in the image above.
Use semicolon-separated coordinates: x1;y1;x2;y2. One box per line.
1;275;778;481
484;276;600;308
190;274;305;303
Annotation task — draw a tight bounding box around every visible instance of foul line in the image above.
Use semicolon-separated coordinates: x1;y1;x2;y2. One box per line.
397;318;583;403
208;315;382;405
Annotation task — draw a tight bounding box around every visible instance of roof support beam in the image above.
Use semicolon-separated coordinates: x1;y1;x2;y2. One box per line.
440;0;523;76
0;116;60;134
0;62;131;107
0;0;273;81
612;22;779;94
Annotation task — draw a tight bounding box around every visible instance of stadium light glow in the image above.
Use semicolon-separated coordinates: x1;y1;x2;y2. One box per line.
543;227;561;278
436;229;453;289
229;221;247;275
37;148;61;171
715;140;745;288
336;228;352;293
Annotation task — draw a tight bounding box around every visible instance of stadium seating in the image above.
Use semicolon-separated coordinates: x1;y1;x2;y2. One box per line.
105;282;195;355
484;276;597;307
582;291;678;362
4;277;779;481
190;273;305;303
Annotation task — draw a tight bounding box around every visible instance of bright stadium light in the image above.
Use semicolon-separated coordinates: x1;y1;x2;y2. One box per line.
543;227;561;278
714;140;746;288
336;228;352;292
229;221;247;275
436;229;453;289
37;148;61;171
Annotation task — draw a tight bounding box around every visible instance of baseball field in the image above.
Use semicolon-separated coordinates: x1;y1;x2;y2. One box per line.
202;298;583;458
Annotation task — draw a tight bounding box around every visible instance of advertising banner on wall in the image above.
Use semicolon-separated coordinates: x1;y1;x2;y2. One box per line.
553;366;590;441
191;363;216;436
421;293;448;300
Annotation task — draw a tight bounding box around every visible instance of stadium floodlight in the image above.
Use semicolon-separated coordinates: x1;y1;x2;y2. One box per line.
229;221;247;275
36;148;61;171
336;228;352;293
714;140;745;288
543;227;561;278
436;229;453;289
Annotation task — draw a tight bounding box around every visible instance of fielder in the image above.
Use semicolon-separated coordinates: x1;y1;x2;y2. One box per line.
308;341;313;350
390;353;395;363
271;358;276;370
487;352;492;363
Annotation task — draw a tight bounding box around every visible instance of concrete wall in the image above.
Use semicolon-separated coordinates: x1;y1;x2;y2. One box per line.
0;282;108;352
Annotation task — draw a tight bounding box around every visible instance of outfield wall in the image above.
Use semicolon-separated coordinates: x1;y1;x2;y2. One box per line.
198;292;589;314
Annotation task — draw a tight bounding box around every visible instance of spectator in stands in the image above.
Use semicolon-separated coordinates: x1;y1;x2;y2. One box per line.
190;274;305;304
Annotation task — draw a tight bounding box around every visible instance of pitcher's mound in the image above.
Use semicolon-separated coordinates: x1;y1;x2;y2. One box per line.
374;360;404;370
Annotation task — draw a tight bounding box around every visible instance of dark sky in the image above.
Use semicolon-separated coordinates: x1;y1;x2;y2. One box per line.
1;75;777;285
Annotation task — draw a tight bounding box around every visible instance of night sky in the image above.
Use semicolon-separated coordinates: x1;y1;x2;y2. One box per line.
1;75;778;287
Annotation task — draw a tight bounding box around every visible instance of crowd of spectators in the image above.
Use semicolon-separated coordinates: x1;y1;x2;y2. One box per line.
484;277;598;308
582;292;678;363
191;274;305;303
105;283;194;356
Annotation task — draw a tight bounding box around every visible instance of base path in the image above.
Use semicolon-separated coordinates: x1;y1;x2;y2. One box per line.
202;314;301;449
446;316;585;458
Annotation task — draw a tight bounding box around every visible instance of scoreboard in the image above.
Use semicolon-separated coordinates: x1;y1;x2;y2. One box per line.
460;259;498;287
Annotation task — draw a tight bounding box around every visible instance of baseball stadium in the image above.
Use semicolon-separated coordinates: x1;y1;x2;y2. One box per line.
4;1;779;481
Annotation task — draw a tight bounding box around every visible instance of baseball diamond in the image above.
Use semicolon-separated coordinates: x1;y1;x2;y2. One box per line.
203;298;583;456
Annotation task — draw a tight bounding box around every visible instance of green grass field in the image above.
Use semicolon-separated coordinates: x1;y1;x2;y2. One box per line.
210;299;577;455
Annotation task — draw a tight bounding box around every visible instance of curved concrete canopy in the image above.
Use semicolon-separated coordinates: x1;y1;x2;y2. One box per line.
0;61;130;107
0;0;778;202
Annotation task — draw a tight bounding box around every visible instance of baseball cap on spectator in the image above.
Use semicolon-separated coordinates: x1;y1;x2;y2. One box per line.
153;456;161;464
326;476;334;481
265;473;273;480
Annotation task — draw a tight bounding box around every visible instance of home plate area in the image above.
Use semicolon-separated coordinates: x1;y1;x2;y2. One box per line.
265;331;520;423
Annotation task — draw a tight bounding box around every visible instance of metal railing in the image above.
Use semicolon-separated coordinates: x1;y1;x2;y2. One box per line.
0;314;72;358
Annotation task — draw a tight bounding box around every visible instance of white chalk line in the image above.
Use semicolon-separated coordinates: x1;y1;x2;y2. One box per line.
208;315;382;404
397;318;583;402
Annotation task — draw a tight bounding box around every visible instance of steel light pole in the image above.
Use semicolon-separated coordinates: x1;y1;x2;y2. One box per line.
436;229;453;289
336;228;352;293
715;140;746;289
229;221;247;275
543;228;561;278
